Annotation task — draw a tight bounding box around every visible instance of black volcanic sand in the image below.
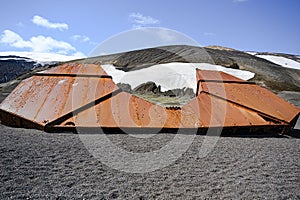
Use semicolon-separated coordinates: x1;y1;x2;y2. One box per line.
0;124;299;199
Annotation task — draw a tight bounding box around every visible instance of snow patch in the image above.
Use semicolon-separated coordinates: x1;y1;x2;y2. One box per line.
255;55;300;70
102;62;255;92
0;51;84;64
245;51;257;56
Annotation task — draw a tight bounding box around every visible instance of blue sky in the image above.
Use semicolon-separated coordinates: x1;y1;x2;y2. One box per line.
1;0;300;57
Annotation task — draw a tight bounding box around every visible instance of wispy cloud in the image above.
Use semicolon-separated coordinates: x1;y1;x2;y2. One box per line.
0;30;79;54
129;12;160;28
71;35;90;42
32;15;68;31
71;34;98;46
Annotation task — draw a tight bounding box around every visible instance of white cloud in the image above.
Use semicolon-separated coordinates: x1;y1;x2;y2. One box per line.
31;36;75;52
0;30;32;48
129;12;160;28
0;30;79;54
32;15;68;31
72;51;86;57
71;35;90;42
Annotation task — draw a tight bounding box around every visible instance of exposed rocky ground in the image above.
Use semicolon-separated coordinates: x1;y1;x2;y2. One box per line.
0;124;299;199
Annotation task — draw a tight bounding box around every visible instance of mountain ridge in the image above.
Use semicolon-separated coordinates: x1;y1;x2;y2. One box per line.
73;45;300;92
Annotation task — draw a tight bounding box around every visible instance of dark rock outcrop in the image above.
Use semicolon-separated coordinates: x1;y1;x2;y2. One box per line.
163;87;195;98
117;83;132;93
0;56;42;83
133;81;195;99
133;82;159;94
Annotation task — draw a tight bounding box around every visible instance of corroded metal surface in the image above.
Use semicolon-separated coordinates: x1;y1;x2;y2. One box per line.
196;70;299;124
58;91;183;129
181;93;272;128
0;64;119;129
0;64;299;133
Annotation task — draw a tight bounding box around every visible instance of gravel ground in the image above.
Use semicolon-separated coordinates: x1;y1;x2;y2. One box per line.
0;124;299;199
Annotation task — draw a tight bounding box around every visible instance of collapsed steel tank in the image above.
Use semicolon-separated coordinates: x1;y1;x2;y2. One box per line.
0;63;299;134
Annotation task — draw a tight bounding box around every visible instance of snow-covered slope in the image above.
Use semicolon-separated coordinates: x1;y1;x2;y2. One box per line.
254;55;300;70
0;51;84;64
102;62;255;92
246;51;300;70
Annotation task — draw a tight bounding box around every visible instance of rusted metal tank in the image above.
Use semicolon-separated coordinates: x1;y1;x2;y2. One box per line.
0;63;299;134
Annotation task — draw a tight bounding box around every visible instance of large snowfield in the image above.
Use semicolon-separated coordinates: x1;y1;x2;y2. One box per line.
102;62;255;92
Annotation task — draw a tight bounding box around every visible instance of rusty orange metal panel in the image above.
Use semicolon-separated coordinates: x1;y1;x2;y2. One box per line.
58;91;183;129
196;70;246;82
201;82;299;123
0;64;119;128
195;69;299;124
58;90;275;130
181;93;275;128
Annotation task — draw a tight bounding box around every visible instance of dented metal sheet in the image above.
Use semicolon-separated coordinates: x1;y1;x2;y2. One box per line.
0;64;299;134
196;69;299;124
58;91;183;129
0;64;119;129
181;93;272;128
